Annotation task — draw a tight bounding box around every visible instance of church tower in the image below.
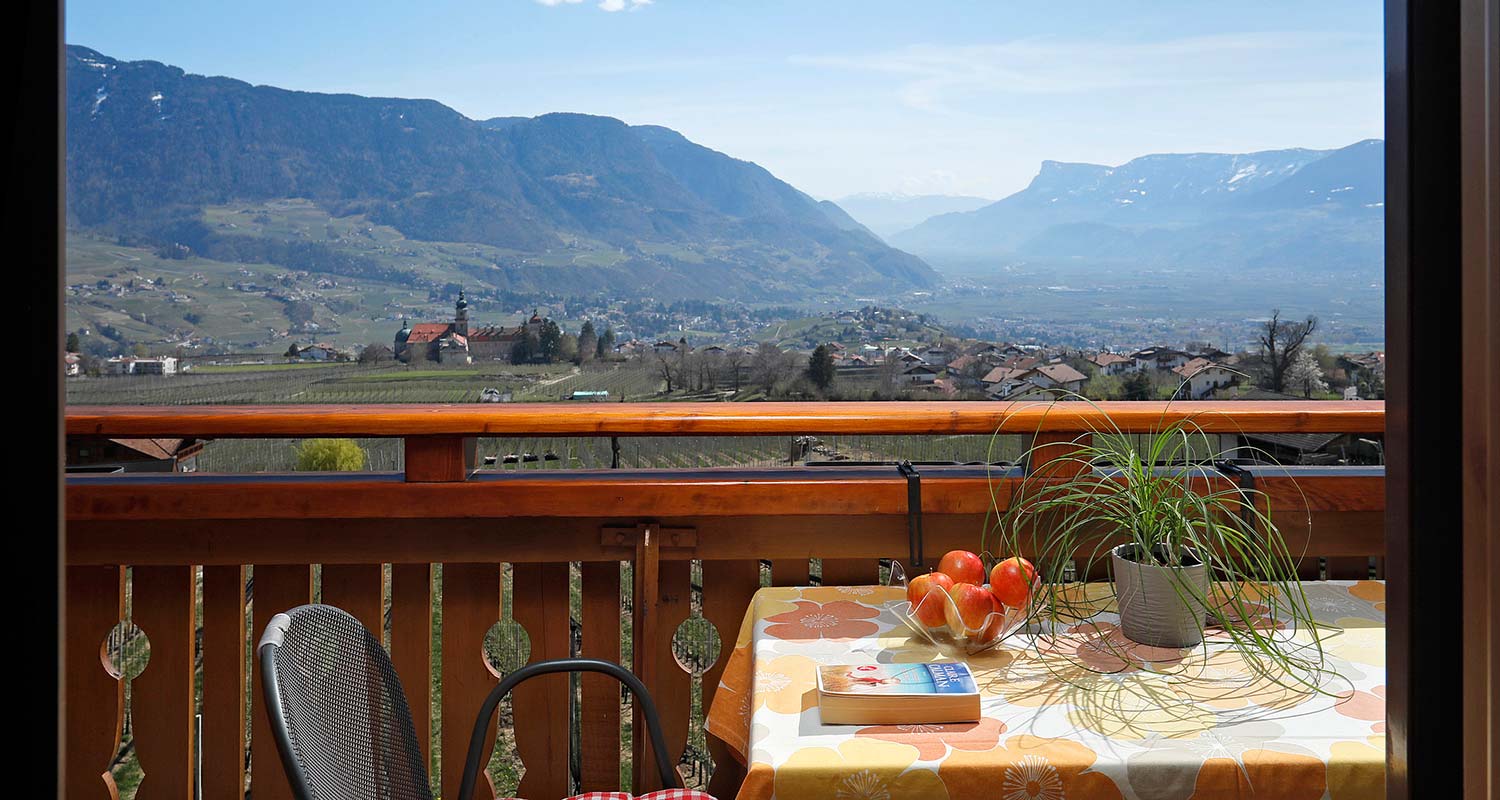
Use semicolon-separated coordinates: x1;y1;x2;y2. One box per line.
454;289;469;337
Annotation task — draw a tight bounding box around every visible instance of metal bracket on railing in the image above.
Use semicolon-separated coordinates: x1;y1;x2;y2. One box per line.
897;461;924;568
1215;461;1257;529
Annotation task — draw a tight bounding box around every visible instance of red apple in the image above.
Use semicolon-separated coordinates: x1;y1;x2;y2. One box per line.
945;582;1001;638
937;550;986;585
989;557;1037;608
906;571;955;628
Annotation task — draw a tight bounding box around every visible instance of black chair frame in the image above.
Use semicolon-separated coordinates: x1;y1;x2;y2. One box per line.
259;605;680;800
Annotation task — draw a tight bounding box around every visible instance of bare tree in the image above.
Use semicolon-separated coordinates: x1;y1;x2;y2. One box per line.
653;349;677;393
724;348;747;392
751;342;793;394
1258;310;1318;393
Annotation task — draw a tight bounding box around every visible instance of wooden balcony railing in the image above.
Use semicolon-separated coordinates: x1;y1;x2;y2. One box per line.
63;401;1386;800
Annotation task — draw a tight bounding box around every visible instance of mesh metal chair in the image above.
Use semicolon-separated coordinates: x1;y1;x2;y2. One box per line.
259;604;679;800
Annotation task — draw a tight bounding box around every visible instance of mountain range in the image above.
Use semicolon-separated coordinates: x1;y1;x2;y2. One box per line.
831;193;993;239
64;46;936;300
892;140;1384;273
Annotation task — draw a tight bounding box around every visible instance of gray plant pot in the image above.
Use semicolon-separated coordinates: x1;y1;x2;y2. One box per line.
1111;543;1212;648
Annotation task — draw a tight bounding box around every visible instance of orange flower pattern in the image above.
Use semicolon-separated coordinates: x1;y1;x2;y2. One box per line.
763;599;881;642
704;581;1385;800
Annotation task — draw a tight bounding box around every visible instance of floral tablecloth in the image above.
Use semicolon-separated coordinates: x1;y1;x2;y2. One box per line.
705;583;1386;800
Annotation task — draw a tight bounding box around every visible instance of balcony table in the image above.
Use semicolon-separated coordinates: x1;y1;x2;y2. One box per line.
705;582;1385;800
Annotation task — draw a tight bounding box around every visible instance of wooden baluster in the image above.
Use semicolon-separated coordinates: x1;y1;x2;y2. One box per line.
321;564;385;639
819;559;874;586
512;561;573;799
66;565;125;800
390;563;433;772
703;559;761;798
250;564;312;800
439;563;501;800
131;565;197;800
578;560;622;793
772;558;810;587
636;558;691;793
1030;432;1092;480
200;565;247;800
405;436;472;482
629;525;661;793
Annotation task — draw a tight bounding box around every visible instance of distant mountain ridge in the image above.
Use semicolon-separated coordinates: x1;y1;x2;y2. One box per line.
65;45;936;300
893;140;1383;272
833;193;993;239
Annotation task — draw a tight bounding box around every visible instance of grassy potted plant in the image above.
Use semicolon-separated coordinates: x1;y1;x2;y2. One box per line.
981;396;1332;687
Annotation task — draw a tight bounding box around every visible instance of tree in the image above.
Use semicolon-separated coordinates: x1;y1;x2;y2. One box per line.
597;327;616;359
751;342;793;394
806;344;836;391
724;348;747;392
538;320;563;363
1258;310;1318;393
511;332;538;365
1083;372;1123;401
285;343;301;359
358;343;390;364
294;439;366;471
558;333;579;364
1122;371;1153;401
1285;348;1329;398
66;332;80;353
654;348;678;393
577;321;597;364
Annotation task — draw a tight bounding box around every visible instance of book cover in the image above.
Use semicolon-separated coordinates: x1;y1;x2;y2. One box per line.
816;663;978;696
816;662;981;725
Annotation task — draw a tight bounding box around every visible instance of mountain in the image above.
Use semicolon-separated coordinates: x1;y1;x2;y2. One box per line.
64;46;936;300
832;193;993;239
891;141;1383;273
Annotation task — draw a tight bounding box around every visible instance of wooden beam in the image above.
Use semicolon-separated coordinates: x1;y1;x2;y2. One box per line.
65;468;1383;522
65;400;1386;438
66;510;1386;567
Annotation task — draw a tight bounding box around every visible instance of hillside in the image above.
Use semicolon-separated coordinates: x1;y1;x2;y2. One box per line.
892;140;1383;273
64;45;937;302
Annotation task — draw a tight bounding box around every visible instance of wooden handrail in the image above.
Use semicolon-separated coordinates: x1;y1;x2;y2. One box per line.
66;400;1386;438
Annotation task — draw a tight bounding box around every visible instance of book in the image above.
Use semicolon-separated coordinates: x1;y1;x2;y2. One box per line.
815;662;981;725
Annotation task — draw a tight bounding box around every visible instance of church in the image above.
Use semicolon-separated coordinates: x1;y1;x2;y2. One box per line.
393;290;546;363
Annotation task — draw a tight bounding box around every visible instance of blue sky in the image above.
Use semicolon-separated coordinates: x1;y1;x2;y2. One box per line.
66;0;1383;200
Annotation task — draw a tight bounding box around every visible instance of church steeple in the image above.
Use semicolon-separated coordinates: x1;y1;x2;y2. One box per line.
454;289;469;336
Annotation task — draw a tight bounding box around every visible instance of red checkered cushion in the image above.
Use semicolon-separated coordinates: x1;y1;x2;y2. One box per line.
504;786;714;792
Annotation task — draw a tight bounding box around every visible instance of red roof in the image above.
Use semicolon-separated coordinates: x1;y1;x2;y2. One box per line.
1090;352;1130;367
405;323;453;344
1033;363;1088;385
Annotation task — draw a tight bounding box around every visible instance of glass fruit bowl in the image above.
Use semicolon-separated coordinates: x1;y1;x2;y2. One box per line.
889;559;1039;655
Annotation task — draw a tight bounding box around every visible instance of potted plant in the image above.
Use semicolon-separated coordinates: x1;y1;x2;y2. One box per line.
982;397;1331;685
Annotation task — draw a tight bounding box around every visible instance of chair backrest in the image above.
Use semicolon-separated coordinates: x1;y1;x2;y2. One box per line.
259;604;433;800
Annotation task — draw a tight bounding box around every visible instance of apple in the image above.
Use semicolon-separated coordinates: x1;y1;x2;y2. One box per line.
906;571;955;628
945;582;1001;638
937;550;986;585
989;557;1037;608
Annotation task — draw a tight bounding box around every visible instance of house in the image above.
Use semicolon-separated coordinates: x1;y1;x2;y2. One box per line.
1338;352;1387;382
64;352;80;377
67;437;204;473
105;356;179;375
1027;363;1088;394
922;346;953;366
903;364;940;385
1171;358;1238;399
1130;347;1192;373
1089;352;1134;376
298;343;341;361
980;366;1029;397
